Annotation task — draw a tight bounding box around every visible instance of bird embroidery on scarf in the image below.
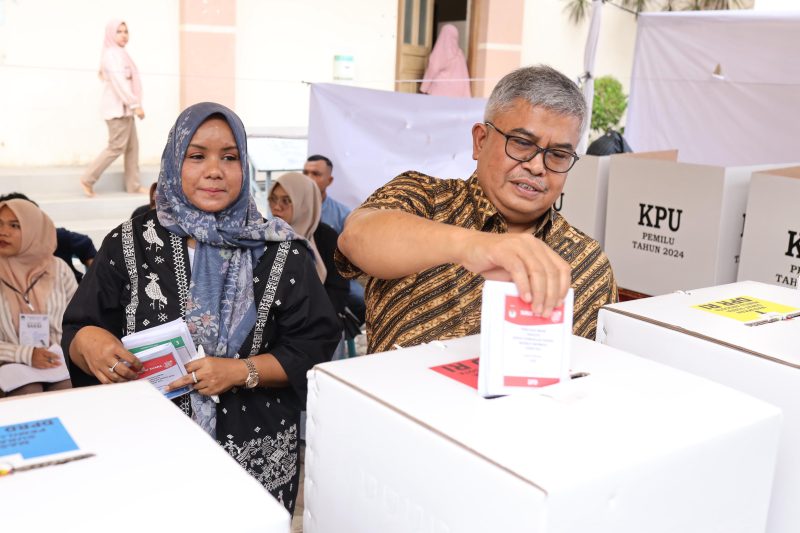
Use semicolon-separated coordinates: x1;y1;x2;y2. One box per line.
142;219;164;252
144;272;168;310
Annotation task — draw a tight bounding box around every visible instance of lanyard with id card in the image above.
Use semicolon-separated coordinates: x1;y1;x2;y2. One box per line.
19;314;49;347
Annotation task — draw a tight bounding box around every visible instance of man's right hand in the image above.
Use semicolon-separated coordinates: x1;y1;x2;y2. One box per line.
457;232;572;317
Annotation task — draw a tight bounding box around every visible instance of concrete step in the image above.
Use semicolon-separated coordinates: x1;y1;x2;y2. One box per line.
0;165;159;197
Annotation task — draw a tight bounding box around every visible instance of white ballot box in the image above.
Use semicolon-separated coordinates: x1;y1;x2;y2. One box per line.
304;334;781;533
738;166;800;289
604;151;786;295
0;381;290;533
597;281;799;533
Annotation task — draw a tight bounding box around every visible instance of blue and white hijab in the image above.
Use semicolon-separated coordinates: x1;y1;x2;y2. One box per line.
156;102;302;436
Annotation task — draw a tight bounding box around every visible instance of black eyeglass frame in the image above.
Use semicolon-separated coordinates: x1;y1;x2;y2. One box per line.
484;121;579;173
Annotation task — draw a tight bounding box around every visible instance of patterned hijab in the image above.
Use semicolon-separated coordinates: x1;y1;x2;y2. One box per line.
156;102;301;434
0;200;57;331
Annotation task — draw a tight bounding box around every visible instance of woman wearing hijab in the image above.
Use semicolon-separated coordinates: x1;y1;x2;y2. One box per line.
63;103;341;513
0;199;77;396
268;172;349;316
420;24;472;98
80;19;147;197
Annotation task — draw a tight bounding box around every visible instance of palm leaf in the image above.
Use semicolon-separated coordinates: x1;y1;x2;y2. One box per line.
562;0;592;24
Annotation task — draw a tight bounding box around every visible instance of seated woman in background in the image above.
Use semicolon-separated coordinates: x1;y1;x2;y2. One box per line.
62;102;341;513
0;199;76;396
268;172;349;316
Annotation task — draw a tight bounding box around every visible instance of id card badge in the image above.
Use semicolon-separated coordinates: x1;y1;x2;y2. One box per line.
19;314;49;347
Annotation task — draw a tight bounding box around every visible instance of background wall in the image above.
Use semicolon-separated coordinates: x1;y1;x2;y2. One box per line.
0;0;642;168
521;0;639;96
0;0;179;167
235;0;397;132
0;0;397;167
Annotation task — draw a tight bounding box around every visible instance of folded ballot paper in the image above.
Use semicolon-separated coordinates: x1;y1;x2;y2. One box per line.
121;319;197;399
478;280;573;397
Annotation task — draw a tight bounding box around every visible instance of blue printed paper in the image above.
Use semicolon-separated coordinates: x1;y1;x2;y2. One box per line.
0;417;78;459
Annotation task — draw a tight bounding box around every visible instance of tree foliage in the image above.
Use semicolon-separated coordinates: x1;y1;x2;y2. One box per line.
563;0;750;24
591;76;627;133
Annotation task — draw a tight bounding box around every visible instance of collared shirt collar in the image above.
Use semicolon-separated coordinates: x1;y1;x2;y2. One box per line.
467;172;555;237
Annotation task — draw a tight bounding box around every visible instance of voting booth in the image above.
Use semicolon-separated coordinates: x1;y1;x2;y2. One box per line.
604;151;787;295
0;382;290;533
597;281;800;533
557;151;677;248
304;334;781;533
555;154;610;246
737;166;800;289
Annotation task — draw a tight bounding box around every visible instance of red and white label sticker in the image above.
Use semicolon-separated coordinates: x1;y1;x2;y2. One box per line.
504;296;564;326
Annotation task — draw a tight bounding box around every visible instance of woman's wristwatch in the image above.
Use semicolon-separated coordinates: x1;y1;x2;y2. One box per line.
244;358;259;389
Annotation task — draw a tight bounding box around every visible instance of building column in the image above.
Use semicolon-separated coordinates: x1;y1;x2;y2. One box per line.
179;0;236;110
470;0;525;98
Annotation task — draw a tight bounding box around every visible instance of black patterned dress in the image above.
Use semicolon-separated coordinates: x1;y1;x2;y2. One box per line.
62;211;341;513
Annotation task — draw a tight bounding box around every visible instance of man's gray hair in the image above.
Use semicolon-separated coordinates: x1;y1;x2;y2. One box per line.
485;65;587;134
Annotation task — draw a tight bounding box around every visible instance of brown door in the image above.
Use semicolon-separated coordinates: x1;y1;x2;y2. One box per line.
396;0;435;93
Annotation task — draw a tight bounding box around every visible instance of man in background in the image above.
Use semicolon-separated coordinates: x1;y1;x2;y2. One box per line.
303;154;350;234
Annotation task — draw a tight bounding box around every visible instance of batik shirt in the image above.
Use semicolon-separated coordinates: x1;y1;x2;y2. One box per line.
335;171;618;354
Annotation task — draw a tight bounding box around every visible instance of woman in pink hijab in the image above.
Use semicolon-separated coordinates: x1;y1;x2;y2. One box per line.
80;19;147;197
420;24;472;98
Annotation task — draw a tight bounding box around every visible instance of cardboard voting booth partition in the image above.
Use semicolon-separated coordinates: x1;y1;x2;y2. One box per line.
604;151;787;295
738;166;800;289
597;281;799;533
0;382;289;533
555;154;610;246
305;334;781;533
556;151;680;249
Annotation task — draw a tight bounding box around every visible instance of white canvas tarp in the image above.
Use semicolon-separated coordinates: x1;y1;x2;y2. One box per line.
625;11;800;167
308;83;486;209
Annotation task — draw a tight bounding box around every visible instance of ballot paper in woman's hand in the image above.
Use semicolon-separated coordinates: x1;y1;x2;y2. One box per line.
133;343;192;399
478;280;573;398
121;318;197;365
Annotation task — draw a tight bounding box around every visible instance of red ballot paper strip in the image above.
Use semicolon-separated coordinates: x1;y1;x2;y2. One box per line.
505;296;566;326
503;376;560;387
430;358;479;389
131;343;191;399
136;354;179;379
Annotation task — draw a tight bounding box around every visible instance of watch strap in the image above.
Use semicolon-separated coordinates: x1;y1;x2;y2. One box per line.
244;358;259;388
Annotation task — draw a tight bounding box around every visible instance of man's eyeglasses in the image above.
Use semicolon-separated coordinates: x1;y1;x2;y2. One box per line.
485;121;579;173
268;195;292;208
